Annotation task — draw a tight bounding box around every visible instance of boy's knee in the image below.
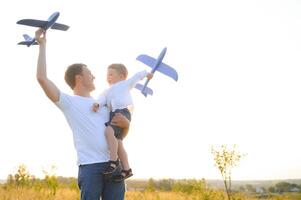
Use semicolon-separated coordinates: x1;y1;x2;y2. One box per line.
105;126;114;134
117;140;123;147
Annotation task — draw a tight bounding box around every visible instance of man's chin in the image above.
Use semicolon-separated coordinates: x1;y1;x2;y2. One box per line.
90;85;95;92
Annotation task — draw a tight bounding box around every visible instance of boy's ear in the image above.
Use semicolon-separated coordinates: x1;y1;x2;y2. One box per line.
121;74;126;80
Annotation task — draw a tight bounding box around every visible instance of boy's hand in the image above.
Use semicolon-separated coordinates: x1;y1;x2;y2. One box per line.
92;103;100;112
147;73;153;80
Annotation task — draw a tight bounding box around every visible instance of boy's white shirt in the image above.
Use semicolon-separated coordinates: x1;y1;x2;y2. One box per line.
98;70;148;111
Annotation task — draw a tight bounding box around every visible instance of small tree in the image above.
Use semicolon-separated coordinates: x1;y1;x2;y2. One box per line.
43;165;58;195
146;178;156;192
6;174;14;186
14;164;32;187
246;184;255;193
211;144;244;200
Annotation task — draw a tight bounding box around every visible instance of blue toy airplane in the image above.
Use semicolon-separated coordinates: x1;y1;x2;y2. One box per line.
18;34;38;46
17;12;69;47
135;47;178;97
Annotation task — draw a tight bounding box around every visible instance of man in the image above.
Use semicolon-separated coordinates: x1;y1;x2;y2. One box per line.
35;28;128;200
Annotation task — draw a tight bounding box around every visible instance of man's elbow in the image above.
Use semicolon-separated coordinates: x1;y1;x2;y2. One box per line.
36;76;47;85
36;77;51;91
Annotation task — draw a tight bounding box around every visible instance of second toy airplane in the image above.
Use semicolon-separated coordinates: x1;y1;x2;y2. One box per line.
135;47;178;97
17;12;69;47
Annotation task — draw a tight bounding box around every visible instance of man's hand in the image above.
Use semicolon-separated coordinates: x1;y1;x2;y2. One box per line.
111;113;130;129
35;28;46;45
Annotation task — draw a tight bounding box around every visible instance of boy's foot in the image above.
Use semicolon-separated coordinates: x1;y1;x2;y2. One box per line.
112;169;133;182
103;160;120;175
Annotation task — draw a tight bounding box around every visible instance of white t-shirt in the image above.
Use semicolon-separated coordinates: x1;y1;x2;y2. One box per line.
55;92;110;165
98;70;148;111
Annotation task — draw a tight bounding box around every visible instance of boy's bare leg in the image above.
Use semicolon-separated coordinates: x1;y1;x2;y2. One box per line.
117;140;130;170
111;140;133;181
105;126;118;161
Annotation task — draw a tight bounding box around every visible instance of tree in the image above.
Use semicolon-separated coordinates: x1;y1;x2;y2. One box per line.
6;174;14;186
158;179;173;191
268;186;275;193
275;181;292;193
146;178;156;192
43;165;58;195
246;184;255;193
13;164;32;187
211;144;244;200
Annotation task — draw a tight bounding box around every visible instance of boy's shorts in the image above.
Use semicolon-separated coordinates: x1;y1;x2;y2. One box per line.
105;108;131;140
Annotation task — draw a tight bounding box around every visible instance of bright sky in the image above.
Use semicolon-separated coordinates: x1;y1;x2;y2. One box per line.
0;0;301;181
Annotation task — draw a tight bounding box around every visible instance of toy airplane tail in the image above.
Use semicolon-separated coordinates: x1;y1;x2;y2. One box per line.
135;83;153;97
18;34;38;47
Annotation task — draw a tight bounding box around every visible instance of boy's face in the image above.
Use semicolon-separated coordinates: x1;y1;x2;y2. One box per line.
107;68;123;85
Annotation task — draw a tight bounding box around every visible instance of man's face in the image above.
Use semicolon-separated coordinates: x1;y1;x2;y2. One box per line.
81;66;95;91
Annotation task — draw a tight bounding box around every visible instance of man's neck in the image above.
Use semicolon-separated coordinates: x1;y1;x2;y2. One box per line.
73;88;91;97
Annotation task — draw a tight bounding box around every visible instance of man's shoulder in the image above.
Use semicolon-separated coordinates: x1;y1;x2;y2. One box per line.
60;92;94;100
55;91;71;108
56;91;93;107
57;91;73;101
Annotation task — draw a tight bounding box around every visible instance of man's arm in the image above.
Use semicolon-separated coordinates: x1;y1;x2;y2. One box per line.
35;28;60;102
111;113;130;135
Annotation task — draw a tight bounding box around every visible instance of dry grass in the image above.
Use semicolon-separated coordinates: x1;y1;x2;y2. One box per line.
126;191;225;200
0;187;79;200
0;187;300;200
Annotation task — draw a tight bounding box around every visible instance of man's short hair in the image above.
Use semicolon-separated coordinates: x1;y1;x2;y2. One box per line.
65;63;86;89
108;63;128;79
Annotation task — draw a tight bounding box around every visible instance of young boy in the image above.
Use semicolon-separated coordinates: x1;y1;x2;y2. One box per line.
93;63;153;182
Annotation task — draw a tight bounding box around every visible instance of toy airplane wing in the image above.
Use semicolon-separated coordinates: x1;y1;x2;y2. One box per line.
135;83;153;96
137;55;178;81
22;34;33;41
17;19;47;28
18;34;38;46
17;19;69;31
18;41;38;45
51;23;69;31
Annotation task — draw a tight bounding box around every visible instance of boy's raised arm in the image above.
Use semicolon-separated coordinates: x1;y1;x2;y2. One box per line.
36;28;60;102
126;70;151;89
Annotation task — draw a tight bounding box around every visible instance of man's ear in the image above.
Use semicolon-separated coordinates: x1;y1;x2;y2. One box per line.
75;74;82;84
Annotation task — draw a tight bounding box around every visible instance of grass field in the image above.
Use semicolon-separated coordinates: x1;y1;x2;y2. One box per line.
1;187;301;200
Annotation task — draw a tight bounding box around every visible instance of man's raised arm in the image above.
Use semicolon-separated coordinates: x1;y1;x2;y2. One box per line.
36;28;60;102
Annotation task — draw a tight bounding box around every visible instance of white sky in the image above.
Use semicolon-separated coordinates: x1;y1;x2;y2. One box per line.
0;0;301;181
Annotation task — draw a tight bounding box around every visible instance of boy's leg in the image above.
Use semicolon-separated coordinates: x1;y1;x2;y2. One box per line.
105;126;118;161
78;163;106;200
103;126;120;175
112;140;133;182
118;140;130;170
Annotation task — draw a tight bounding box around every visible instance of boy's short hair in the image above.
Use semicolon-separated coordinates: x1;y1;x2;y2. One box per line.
65;63;86;89
108;63;128;79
